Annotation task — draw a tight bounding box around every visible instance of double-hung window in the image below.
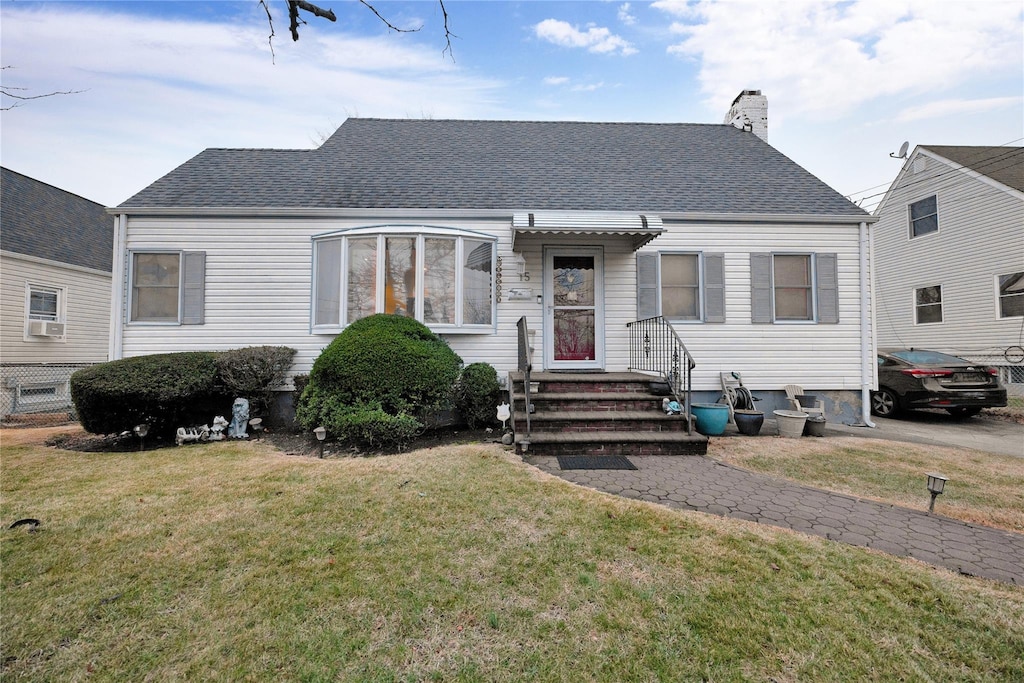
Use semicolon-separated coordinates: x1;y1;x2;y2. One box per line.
28;285;61;321
312;227;495;332
129;251;206;324
636;252;725;323
750;252;839;324
998;272;1024;318
909;196;938;238
914;285;942;324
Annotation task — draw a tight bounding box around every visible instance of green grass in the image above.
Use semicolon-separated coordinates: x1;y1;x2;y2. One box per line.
709;437;1024;532
3;438;1023;681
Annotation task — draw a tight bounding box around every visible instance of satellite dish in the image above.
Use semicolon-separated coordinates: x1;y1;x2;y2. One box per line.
890;141;909;159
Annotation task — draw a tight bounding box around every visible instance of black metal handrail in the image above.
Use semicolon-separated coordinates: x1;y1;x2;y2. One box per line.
626;316;696;435
516;316;533;447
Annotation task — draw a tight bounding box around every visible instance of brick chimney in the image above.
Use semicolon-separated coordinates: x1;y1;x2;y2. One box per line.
723;90;768;142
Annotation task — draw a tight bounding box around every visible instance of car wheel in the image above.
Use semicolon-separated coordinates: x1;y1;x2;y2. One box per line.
871;389;899;417
946;407;982;418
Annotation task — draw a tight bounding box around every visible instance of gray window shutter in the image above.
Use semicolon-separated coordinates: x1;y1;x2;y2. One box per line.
636;253;659;319
704;253;725;323
750;253;772;323
816;253;839;324
182;251;206;325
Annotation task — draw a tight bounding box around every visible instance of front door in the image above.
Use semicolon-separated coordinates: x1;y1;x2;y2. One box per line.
543;247;604;370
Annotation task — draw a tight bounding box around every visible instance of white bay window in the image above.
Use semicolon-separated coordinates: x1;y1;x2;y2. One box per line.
313;227;495;332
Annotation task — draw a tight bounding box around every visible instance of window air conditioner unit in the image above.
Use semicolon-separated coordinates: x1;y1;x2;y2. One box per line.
28;320;65;337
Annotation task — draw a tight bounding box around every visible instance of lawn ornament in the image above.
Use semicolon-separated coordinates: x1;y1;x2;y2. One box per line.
176;424;210;446
208;415;228;441
662;397;682;415
228;398;250;438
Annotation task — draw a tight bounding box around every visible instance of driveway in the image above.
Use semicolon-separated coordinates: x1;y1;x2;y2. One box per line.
830;412;1024;458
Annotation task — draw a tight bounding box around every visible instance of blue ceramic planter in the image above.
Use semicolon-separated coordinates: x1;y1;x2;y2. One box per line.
691;403;730;436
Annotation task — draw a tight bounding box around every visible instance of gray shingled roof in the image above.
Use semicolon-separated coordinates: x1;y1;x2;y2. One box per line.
1;167;113;272
921;145;1024;193
122;119;866;216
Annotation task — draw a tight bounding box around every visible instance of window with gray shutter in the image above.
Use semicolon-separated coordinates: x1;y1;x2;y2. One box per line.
815;253;839;323
636;252;659;320
750;253;773;323
181;251;206;325
704;253;726;323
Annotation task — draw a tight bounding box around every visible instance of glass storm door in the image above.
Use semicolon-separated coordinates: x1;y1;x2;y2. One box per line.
544;247;604;370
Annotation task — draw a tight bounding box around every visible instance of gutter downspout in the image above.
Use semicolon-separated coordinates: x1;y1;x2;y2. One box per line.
859;219;876;427
108;213;127;361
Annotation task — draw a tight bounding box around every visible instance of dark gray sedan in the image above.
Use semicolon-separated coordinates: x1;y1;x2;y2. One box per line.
872;349;1007;418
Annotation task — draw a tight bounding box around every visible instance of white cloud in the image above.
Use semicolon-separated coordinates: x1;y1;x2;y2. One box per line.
895;96;1023;122
534;18;638;56
571;82;606;93
618;3;637;26
656;0;1024;120
543;76;571;86
0;5;503;204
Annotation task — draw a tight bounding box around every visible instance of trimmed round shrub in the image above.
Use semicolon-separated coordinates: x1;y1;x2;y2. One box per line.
454;362;502;429
71;352;228;438
322;401;423;451
299;314;462;426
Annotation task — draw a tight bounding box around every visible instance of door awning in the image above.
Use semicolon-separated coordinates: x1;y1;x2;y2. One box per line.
512;212;664;251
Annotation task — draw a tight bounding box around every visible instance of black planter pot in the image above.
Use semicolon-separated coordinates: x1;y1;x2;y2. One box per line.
734;410;764;436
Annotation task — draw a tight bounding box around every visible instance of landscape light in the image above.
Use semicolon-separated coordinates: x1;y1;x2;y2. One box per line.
926;473;948;513
134;423;149;451
313;426;327;458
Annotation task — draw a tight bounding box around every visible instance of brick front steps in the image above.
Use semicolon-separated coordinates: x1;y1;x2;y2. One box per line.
509;371;708;456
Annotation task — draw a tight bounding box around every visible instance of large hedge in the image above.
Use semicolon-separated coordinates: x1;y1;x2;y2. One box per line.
71;352;227;438
454;362;502;429
70;346;297;439
296;314;462;438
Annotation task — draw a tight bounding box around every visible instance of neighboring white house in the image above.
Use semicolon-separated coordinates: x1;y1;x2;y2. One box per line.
109;92;877;423
1;167;113;419
872;145;1024;387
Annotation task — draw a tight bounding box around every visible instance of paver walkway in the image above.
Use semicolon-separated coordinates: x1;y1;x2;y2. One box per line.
526;453;1024;585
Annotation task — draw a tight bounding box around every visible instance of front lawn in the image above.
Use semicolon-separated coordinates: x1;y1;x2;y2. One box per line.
3;436;1023;681
709;436;1024;533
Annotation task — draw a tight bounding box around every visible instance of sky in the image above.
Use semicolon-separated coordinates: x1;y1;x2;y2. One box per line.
1;0;1022;212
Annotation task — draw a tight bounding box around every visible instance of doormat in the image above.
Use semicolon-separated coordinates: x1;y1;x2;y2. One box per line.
556;455;637;470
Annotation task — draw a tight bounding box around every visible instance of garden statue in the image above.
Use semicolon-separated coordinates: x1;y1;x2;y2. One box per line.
662;397;682;415
228;398;250;438
208;415;228;441
496;402;511;430
175;424;210;446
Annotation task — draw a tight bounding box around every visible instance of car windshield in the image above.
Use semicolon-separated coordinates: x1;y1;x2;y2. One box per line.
889;349;968;365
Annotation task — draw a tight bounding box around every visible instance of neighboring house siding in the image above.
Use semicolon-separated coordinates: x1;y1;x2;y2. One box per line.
117;216;870;394
1;252;111;363
874;150;1024;360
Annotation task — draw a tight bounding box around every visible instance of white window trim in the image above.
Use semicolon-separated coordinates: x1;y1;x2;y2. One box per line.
771;252;817;324
23;283;67;341
128;250;182;325
913;284;943;326
908;195;939;240
659;251;704;323
311;225;497;334
996;271;1024;320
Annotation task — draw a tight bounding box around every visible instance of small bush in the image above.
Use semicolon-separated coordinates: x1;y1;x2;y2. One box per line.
298;314;462;430
216;346;296;416
323;401;423;451
71;352;227;438
454;363;502;428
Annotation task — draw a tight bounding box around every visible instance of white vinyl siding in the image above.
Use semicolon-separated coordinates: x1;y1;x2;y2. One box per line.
874;148;1024;355
1;252;110;362
116;216;868;394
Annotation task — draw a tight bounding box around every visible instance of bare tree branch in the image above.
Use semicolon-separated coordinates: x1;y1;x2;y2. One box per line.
288;0;337;41
439;0;456;61
258;0;277;61
358;0;420;34
1;67;85;111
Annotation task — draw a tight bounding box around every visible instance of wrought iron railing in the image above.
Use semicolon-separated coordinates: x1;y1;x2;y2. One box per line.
516;316;533;448
626;316;696;435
